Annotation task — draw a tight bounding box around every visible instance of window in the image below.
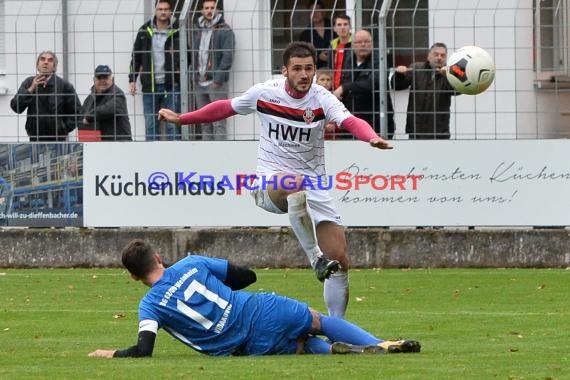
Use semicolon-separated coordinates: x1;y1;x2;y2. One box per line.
534;0;570;79
270;0;346;74
269;0;428;73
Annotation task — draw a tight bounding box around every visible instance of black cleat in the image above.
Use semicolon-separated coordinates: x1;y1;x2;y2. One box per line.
380;340;422;353
314;256;341;282
331;342;385;355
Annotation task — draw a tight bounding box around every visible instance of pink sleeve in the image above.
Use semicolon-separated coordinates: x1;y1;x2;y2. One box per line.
179;99;237;125
340;116;378;142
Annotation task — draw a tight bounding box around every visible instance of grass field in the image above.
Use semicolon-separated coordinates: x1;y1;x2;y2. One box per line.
1;267;568;380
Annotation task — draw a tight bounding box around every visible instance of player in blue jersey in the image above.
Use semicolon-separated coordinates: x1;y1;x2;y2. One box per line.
88;240;420;358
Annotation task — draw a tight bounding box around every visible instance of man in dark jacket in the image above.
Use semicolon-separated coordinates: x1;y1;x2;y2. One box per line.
192;0;235;140
333;30;395;140
299;0;336;69
80;65;132;141
129;0;180;141
392;42;458;139
10;50;81;142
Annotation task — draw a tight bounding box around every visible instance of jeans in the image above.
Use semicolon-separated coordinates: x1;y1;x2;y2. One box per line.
195;81;229;140
142;84;181;141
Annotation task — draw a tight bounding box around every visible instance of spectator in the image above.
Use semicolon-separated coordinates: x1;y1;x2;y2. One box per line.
299;0;336;69
192;0;235;141
328;14;352;90
332;30;395;140
0;176;13;226
316;68;342;140
10;50;81;142
392;42;458;139
80;65;132;141
315;68;333;91
129;0;181;141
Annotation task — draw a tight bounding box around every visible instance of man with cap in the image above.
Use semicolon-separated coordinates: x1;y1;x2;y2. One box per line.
80;65;132;141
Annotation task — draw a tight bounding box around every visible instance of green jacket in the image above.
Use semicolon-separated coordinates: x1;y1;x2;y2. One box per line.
129;17;180;93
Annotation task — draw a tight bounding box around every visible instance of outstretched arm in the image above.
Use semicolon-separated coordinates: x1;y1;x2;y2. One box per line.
340;116;393;150
89;330;157;358
158;99;237;126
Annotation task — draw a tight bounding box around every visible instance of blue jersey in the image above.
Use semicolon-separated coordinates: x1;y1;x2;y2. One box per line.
138;255;313;356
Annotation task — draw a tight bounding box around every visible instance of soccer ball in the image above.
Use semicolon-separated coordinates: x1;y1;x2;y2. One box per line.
446;46;495;95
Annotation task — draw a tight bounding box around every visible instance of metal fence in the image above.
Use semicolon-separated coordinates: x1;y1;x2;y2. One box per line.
0;0;568;141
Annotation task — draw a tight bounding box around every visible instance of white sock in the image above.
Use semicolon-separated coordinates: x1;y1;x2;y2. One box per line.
324;272;349;318
287;191;323;267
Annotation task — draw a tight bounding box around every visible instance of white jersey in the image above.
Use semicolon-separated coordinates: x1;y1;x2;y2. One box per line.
231;78;352;179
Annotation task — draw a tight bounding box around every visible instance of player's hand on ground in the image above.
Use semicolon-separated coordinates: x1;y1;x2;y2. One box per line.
88;349;116;358
158;108;181;125
369;137;393;150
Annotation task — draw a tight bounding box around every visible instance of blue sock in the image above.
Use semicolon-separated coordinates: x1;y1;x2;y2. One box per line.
319;314;383;345
304;335;332;354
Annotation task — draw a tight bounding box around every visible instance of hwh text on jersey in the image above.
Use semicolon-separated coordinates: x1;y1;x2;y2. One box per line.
268;123;311;142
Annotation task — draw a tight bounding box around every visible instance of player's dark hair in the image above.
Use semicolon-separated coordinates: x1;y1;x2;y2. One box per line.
283;41;317;66
121;239;157;278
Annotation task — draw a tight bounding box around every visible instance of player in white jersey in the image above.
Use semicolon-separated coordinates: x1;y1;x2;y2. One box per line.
158;42;392;318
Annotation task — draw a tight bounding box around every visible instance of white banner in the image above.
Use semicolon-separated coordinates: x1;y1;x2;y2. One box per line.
83;140;570;227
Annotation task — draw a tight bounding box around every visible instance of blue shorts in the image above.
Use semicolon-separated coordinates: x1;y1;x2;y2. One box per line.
239;293;313;356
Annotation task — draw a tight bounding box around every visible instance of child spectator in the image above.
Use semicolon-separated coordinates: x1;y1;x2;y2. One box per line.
316;69;343;140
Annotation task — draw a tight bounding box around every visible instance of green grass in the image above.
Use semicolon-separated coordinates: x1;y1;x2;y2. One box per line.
1;268;568;380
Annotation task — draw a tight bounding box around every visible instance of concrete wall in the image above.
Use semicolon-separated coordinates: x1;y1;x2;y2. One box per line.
1;228;569;268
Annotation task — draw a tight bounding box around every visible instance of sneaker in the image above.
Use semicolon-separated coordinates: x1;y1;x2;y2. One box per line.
314;256;341;282
379;340;421;353
331;342;385;355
